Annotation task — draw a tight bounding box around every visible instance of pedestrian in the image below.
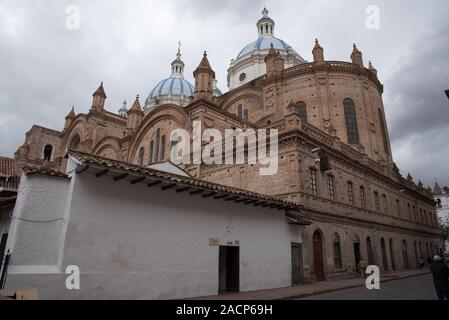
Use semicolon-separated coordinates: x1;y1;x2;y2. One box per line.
429;255;449;300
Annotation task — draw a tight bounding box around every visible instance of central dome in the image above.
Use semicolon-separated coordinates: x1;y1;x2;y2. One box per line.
227;8;306;90
237;37;300;60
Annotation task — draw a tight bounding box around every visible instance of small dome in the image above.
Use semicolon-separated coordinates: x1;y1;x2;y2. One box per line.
144;44;195;111
147;76;194;100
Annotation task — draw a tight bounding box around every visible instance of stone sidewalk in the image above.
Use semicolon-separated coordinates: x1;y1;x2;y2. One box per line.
192;269;430;300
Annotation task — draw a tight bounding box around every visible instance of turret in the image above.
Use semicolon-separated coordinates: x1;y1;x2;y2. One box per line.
127;95;143;131
193;51;215;100
312;38;324;64
351;44;364;67
92;81;107;112
264;43;284;77
368;61;378;76
64;106;76;130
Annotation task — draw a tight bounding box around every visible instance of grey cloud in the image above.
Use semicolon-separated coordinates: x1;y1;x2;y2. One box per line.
0;0;448;186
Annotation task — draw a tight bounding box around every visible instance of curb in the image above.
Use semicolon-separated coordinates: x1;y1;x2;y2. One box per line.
278;271;430;300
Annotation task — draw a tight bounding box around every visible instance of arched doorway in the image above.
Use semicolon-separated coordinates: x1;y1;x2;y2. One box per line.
414;241;418;267
353;235;361;272
312;230;325;282
381;238;388;271
402;240;410;269
389;239;397;271
366;236;375;265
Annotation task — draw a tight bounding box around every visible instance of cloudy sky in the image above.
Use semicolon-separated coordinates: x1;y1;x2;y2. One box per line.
0;0;448;186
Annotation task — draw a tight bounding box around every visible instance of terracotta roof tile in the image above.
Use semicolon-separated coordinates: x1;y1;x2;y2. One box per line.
67;150;310;220
22;166;71;179
0;156;16;176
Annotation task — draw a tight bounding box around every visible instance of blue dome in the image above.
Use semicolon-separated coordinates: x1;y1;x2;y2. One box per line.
147;76;194;101
237;36;299;59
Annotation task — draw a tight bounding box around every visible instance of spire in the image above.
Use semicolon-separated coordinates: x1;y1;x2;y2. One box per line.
66;106;75;119
171;41;185;77
197;51;213;71
267;43;277;57
193;51;215;100
127;95;143;131
351;43;364;66
312;38;324;63
265;43;284;77
130;95;142;112
93;81;107;98
64;106;76;129
92;81;107;112
257;7;275;37
118;99;128;117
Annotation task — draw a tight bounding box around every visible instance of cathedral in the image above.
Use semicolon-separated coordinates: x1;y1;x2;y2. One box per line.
0;8;442;298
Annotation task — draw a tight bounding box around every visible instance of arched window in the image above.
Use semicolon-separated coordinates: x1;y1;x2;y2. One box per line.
238;105;243;118
327;175;335;200
382;194;388;214
389;239;396;271
138;147;145;166
402;240;410;269
160;135;166;161
343;98;360;144
378;109;389;154
309;168;318;196
360;186;366;208
43;144;53;161
333;233;342;269
296;101;307;122
243;109;249;121
155;129;161;162
374;191;380;212
149;140;154;164
347;181;354;205
69;135;80;150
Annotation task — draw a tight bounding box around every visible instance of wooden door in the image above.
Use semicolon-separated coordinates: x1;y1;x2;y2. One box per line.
313;231;325;282
219;246;239;292
291;243;303;286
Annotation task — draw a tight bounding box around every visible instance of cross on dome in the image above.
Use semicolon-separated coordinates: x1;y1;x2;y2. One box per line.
171;42;185;76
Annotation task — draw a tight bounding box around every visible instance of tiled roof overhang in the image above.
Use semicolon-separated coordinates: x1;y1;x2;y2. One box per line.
66;150;311;225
